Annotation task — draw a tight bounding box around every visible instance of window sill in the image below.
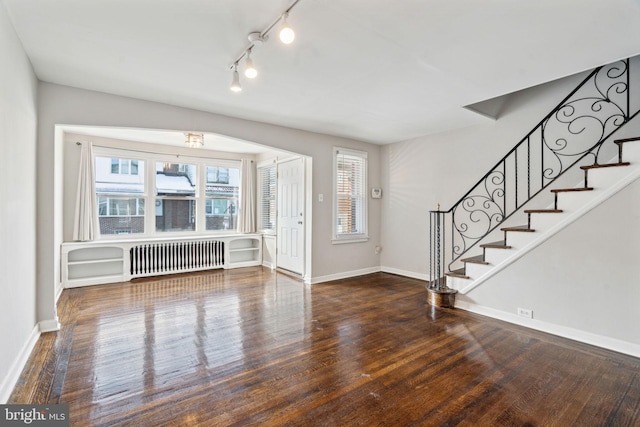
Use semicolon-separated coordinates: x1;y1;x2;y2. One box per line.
332;236;369;245
96;229;240;241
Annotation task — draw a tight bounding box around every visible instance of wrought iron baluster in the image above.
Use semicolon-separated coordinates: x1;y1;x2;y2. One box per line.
527;137;531;200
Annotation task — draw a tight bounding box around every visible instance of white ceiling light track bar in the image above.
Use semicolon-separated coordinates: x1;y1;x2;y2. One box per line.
228;0;303;92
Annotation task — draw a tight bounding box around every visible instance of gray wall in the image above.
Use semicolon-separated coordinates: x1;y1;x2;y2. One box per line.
0;2;39;401
37;82;383;327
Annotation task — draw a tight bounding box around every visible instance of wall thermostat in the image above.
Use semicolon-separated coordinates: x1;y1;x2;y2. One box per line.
370;188;382;199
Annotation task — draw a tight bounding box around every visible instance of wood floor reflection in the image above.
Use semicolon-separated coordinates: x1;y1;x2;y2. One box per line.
10;268;640;426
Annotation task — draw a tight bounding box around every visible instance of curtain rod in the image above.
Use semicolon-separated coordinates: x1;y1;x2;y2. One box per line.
76;142;253;160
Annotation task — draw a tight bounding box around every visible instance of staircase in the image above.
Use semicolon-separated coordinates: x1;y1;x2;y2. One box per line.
446;137;640;294
428;57;640;303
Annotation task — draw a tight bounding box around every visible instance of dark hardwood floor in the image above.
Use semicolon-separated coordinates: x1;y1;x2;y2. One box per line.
9;267;640;426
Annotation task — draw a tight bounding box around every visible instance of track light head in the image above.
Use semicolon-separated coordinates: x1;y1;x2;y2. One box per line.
248;32;267;45
244;49;257;79
230;65;242;92
279;12;295;44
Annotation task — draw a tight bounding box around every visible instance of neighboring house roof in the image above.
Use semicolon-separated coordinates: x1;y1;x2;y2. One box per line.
155;174;195;195
95;181;144;194
96;175;239;197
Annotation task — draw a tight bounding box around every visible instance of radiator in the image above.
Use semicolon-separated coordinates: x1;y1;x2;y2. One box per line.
130;240;225;278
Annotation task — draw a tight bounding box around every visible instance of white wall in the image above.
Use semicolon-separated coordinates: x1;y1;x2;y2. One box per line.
37;83;383;326
0;3;39;402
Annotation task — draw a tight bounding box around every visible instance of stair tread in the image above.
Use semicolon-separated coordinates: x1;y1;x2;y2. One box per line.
550;187;594;193
615;137;640;144
524;209;563;213
501;225;535;232
580;162;630;170
480;240;512;249
445;268;469;279
461;255;489;265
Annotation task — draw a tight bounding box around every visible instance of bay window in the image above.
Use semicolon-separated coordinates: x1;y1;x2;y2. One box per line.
92;148;242;238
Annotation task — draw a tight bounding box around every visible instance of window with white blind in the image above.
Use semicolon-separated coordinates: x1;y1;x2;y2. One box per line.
257;163;277;233
333;147;367;243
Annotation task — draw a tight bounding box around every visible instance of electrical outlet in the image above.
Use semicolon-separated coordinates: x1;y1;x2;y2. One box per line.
318;193;324;202
517;307;533;319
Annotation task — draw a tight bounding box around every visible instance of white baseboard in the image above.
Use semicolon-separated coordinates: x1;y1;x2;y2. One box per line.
0;324;40;404
380;266;429;281
455;300;640;358
262;261;276;270
39;318;61;333
308;266;381;284
55;282;63;303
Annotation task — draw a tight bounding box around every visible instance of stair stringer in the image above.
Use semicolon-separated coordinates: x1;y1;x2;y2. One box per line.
452;143;640;296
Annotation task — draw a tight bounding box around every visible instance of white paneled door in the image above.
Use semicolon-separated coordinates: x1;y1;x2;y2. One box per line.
277;158;305;275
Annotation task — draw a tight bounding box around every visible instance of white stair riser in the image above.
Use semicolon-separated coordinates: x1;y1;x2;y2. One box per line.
587;166;634;188
465;262;493;278
529;213;564;231
447;276;468;291
620;143;640;162
504;232;537;249
484;247;515;265
554;190;596;211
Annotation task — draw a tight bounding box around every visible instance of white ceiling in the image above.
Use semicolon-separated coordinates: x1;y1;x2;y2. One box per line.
4;0;640;145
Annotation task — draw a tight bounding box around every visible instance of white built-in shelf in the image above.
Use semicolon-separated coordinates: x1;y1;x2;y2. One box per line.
228;236;261;265
61;234;263;288
63;245;125;287
67;257;123;266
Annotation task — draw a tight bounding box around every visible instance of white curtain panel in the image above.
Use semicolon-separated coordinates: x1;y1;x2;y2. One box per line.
238;158;256;233
73;141;99;241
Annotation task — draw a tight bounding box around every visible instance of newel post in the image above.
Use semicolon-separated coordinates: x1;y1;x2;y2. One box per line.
427;203;457;308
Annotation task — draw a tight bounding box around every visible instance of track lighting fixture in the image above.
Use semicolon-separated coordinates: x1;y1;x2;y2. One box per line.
230;64;242;92
244;48;257;79
228;0;303;93
279;13;295;44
